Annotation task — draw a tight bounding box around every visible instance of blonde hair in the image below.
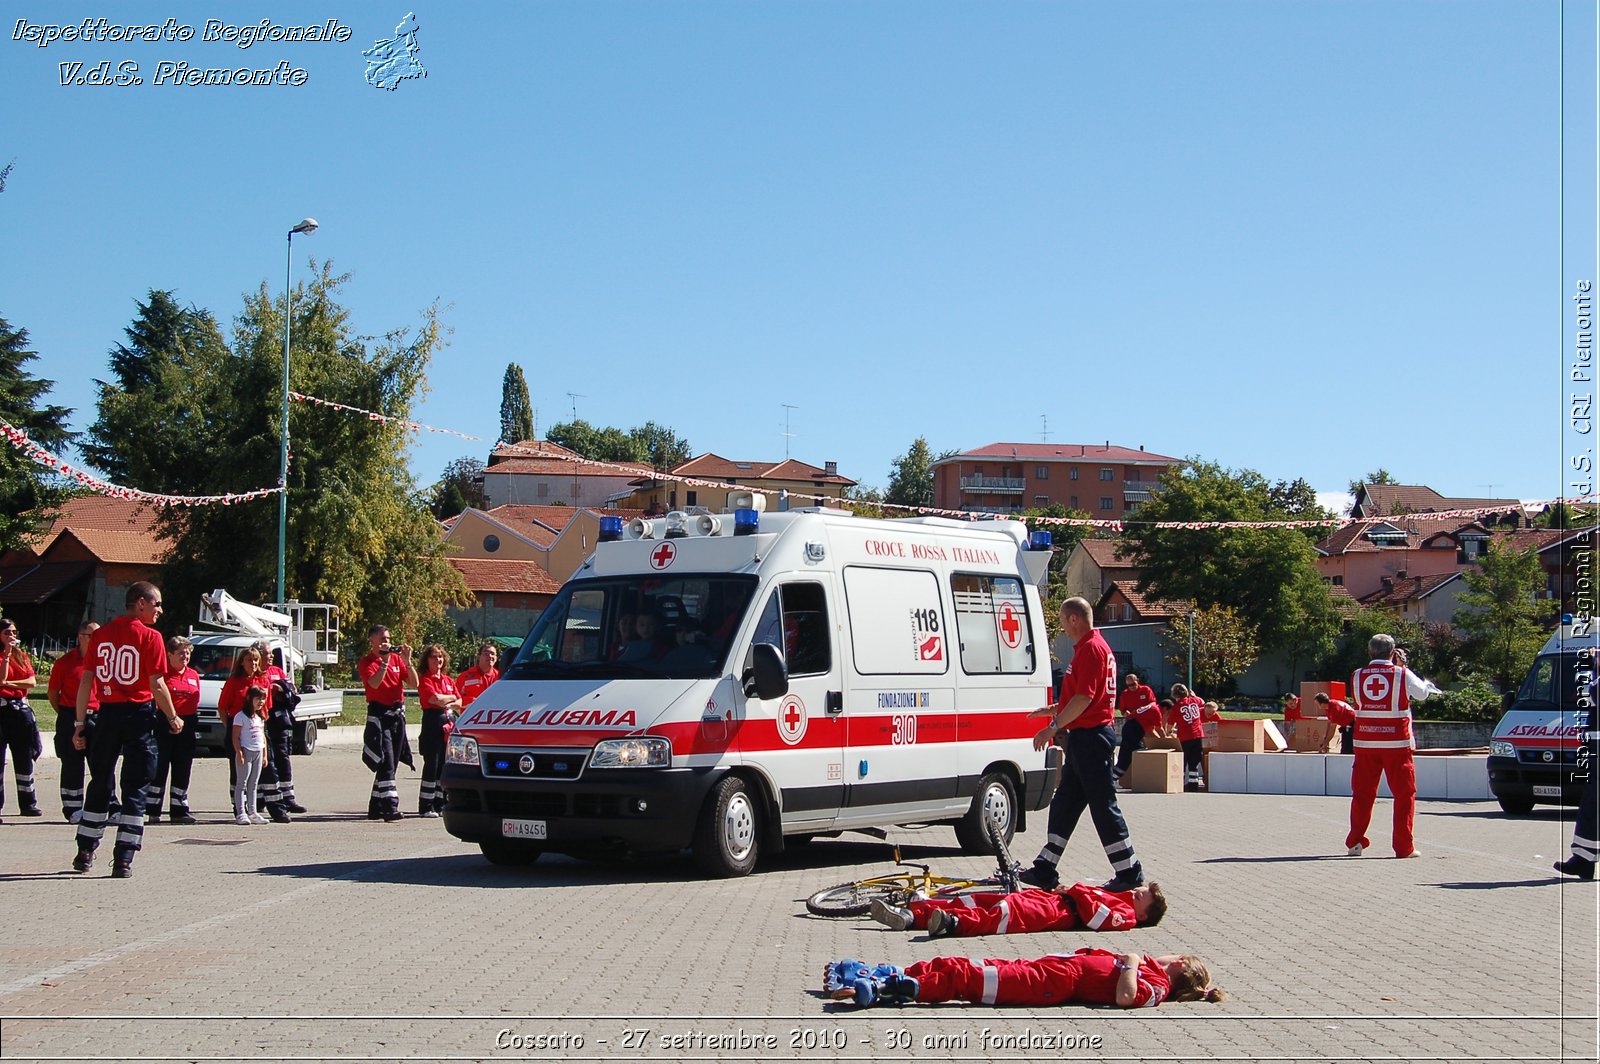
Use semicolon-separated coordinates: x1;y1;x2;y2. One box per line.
1167;956;1227;1003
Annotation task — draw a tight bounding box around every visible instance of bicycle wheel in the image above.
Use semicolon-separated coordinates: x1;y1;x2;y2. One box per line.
986;814;1023;894
806;878;917;917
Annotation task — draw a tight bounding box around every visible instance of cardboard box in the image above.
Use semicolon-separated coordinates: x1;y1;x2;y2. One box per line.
1128;749;1182;793
1288;718;1341;754
1298;681;1347;719
1143;732;1183;751
1202;718;1266;753
1262;719;1287;752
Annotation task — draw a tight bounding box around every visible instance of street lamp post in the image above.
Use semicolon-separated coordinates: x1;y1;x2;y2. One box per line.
278;217;318;604
1187;607;1196;692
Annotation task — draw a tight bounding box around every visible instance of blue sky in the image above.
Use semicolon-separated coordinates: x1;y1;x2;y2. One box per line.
1;2;1592;512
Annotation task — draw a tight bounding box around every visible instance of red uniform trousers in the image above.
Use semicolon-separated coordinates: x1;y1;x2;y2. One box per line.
904;954;1089;1006
909;890;1078;936
1346;747;1417;857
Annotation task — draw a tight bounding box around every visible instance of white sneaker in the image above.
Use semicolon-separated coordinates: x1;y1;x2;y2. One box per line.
68;810;83;824
235;814;251;825
249;813;268;825
1347;843;1363;857
869;898;914;931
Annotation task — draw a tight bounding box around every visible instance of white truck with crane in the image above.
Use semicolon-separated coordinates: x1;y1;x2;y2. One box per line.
186;590;343;756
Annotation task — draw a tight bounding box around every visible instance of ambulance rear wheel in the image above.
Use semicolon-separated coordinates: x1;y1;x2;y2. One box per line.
693;776;761;877
480;841;544;866
955;772;1016;855
1496;796;1534;816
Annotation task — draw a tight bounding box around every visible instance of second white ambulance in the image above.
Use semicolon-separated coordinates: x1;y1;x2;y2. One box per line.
443;500;1062;876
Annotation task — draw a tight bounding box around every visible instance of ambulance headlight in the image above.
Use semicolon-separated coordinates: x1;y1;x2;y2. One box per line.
590;737;672;768
447;733;480;765
1490;740;1515;759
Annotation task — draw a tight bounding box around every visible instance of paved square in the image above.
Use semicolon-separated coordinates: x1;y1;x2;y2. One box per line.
0;742;1593;1062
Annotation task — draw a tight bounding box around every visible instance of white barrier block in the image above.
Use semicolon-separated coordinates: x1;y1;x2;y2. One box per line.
1245;753;1286;795
1325;754;1355;796
1414;756;1449;799
1206;752;1248;793
1446;756;1491;800
1283;754;1329;795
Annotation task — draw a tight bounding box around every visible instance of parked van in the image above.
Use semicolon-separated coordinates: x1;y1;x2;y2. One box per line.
443;501;1063;876
1487;618;1597;815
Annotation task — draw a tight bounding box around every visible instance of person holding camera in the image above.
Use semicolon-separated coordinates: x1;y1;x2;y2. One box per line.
358;625;417;822
1324;634;1439;859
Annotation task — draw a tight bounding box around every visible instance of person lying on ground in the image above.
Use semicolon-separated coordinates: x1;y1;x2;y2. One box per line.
868;881;1165;938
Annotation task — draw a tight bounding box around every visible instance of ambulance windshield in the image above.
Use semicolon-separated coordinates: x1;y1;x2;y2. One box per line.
1514;650;1596;710
505;574;759;681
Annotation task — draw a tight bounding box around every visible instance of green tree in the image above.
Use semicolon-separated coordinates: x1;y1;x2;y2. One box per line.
1164;605;1260;695
1324;607;1425;681
429;456;486;519
886;437;939;508
1456;539;1547;691
1123;459;1341;659
0;314;73;555
547;419;642;463
85;263;468;638
499;363;534;444
628;420;691;469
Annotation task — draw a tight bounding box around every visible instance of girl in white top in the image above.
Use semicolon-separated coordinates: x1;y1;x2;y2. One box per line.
233;687;268;825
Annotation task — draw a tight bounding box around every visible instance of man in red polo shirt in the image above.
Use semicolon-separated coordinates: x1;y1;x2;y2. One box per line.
456;643;500;708
70;582;184;878
1021;597;1145;892
48;620;99;821
1112;672;1162;786
358;624;417;821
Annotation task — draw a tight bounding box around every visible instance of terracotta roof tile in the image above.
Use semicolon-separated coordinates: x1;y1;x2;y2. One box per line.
1356;484;1524;518
938;442;1180;465
1356;571;1462;607
446;558;564;595
51;527;171;566
666;454;855;485
1076;539;1139;568
23;496;170;553
1316;518;1485;556
1098;579;1190;620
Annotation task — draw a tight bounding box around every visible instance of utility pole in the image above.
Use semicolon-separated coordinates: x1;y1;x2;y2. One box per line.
1187;608;1196;692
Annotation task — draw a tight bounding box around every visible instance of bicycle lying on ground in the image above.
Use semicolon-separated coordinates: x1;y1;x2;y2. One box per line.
805;818;1023;917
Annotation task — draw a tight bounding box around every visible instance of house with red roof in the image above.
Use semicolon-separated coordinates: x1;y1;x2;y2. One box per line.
931;442;1180;517
615;453;856;514
1313;516;1492;601
1063;538;1143;603
0;496;172;647
1349;483;1526;524
482;440;656;510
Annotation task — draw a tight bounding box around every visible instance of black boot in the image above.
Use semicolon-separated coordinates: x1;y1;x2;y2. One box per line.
1554;855;1596;880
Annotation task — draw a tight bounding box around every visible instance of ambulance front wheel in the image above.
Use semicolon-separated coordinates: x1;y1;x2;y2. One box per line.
955;771;1016;855
693;775;761;877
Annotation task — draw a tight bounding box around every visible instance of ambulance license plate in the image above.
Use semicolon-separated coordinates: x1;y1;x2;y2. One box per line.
1533;785;1563;798
502;818;547;839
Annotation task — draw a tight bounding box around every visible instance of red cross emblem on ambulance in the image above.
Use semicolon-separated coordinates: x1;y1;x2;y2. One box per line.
777;694;808;745
649;541;677;570
1361;672;1392;703
998;603;1022;648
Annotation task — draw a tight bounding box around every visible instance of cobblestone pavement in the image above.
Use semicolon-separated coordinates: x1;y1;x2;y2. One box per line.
0;742;1593;1063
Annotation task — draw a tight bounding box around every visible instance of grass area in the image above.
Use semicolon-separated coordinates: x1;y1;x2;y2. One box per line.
328;693;424;727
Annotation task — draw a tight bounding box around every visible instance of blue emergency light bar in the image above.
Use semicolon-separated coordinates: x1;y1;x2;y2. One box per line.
1028;530;1053;551
734;508;760;536
598;516;624;542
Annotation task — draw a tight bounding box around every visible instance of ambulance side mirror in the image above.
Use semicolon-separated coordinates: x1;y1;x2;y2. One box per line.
744;642;789;700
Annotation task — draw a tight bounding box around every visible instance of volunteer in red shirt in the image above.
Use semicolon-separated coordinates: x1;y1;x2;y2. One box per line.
49;620;99;821
0;617;42;820
145;635;200;824
1112;673;1163;785
1021;597;1145;892
1325;634;1438;858
358;624;417;821
824;948;1224;1009
417;643;463;817
70;581;184;878
1167;683;1210;792
456;643;500;708
870;880;1166;938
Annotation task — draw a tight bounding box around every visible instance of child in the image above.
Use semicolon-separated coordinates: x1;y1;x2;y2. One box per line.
869;881;1165;938
823;948;1225;1008
233;687;268;825
1167;684;1208;792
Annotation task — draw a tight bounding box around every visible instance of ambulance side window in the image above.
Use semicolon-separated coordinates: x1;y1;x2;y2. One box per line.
753;583;831;677
951;573;1034;675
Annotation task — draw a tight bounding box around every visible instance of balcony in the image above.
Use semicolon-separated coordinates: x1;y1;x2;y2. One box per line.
960;475;1025;494
1123;480;1160;502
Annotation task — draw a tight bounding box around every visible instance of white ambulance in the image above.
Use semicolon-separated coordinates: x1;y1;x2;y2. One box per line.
442;499;1062;876
1487;618;1597;815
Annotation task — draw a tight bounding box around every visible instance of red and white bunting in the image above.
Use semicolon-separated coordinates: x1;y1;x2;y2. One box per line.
291;392;482;440
0;420;281;507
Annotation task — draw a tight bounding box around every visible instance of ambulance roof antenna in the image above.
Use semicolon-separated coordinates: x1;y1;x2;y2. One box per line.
781;403;799;459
